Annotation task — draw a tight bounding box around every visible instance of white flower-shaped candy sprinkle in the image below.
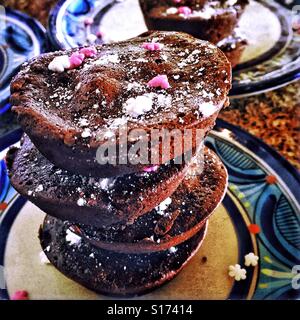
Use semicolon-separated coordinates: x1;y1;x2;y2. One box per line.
228;264;247;281
244;252;259;267
48;55;70;73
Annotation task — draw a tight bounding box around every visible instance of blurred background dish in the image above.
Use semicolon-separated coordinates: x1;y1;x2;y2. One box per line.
46;0;300;169
0;7;48;114
48;0;300;96
0;7;48;148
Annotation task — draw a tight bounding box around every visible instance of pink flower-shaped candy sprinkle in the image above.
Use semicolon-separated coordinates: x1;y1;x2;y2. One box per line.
147;75;170;89
69;52;85;69
84;17;94;26
143;165;159;173
142;42;164;51
173;0;182;3
178;6;192;15
79;47;97;57
11;290;29;300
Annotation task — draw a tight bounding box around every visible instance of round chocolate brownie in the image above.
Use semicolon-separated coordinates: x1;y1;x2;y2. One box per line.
69;147;227;253
139;0;248;44
10;31;231;178
6;135;191;227
39;216;208;297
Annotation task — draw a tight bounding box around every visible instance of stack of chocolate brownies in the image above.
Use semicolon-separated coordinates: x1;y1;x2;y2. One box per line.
139;0;249;67
7;31;230;296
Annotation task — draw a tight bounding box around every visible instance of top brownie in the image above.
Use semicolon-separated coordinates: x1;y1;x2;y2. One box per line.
10;31;231;178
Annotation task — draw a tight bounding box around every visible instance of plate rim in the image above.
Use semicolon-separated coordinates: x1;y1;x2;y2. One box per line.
0;7;49;110
216;119;300;200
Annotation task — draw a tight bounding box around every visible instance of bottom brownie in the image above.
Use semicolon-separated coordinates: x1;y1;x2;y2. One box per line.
39;217;208;297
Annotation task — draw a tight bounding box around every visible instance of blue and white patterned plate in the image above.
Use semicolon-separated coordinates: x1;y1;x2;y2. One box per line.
0;7;48;115
48;0;300;97
0;121;299;300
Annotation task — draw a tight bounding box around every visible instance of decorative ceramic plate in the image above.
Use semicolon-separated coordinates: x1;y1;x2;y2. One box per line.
48;0;300;97
0;108;22;153
0;121;299;300
0;7;48;114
